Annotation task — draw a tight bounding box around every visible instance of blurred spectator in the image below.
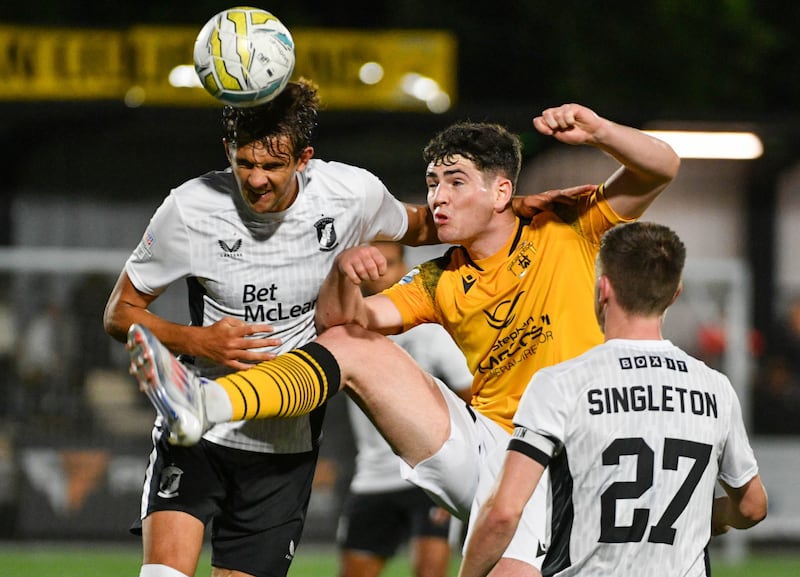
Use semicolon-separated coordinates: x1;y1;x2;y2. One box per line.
0;278;15;419
753;295;800;434
69;273;116;385
769;295;800;374
15;299;80;430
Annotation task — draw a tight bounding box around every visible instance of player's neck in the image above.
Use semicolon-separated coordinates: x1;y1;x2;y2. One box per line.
462;213;517;261
603;310;664;341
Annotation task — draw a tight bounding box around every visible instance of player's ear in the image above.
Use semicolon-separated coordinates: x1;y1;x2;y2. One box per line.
598;275;612;304
295;146;315;172
668;280;683;307
495;176;514;210
223;139;234;163
594;274;610;330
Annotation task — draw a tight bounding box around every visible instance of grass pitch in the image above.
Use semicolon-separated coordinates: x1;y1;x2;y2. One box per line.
1;542;798;576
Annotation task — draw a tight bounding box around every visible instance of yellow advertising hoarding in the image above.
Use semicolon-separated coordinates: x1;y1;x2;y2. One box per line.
0;25;457;110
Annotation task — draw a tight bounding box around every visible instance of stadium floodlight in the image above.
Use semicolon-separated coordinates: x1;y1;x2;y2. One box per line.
643;130;763;160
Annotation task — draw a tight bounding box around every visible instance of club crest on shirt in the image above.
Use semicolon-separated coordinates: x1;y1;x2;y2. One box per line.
314;217;339;251
508;241;536;278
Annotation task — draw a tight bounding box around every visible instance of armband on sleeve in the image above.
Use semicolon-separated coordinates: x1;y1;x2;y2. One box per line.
507;426;556;467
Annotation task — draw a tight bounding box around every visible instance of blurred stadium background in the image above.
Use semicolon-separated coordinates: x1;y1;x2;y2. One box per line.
1;1;799;574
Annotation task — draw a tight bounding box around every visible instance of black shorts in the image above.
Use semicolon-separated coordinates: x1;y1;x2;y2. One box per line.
133;430;319;577
337;486;451;558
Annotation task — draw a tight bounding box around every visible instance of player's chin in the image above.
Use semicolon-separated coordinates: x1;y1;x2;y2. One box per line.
247;192;277;212
434;224;456;243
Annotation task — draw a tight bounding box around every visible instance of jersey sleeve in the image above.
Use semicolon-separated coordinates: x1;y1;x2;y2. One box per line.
507;370;567;464
718;387;760;488
125;194;192;295
559;183;635;245
357;168;409;242
382;264;440;330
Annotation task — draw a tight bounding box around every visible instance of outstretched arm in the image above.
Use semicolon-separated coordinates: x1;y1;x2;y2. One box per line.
510;183;597;219
534;103;680;219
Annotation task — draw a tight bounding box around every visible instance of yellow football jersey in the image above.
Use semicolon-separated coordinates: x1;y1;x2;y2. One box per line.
383;185;632;431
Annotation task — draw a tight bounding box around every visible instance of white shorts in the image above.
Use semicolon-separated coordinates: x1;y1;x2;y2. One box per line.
469;434;551;569
399;378;550;569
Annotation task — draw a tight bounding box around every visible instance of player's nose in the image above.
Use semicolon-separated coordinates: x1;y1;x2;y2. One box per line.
248;168;270;188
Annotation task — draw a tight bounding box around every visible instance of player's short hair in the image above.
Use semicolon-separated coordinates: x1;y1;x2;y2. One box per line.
422;122;522;191
599;222;686;315
222;78;320;160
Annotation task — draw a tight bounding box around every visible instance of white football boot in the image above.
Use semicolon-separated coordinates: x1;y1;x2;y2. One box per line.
126;323;210;446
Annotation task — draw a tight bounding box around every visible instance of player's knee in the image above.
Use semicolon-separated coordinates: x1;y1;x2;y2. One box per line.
317;323;393;382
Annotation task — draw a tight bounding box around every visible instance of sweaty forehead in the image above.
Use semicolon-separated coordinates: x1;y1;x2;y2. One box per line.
233;137;292;162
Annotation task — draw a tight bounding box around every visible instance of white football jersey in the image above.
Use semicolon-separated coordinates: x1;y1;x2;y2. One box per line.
511;338;758;577
126;159;409;453
347;323;473;493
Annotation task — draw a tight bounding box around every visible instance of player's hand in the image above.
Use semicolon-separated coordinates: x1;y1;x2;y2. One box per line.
334;245;388;286
533;103;608;146
711;522;731;537
195;317;280;370
711;495;732;536
511;184;596;218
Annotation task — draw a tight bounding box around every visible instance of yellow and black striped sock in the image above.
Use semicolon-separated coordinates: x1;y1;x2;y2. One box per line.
216;342;340;421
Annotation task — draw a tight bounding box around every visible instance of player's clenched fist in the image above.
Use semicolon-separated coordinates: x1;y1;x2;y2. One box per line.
334;245;389;285
533;103;607;146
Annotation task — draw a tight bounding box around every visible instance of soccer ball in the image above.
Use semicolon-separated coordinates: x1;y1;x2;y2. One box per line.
193;6;295;107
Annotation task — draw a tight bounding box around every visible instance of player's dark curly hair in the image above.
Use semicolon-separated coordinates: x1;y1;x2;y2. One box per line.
222;78;320;160
422;122;522;191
